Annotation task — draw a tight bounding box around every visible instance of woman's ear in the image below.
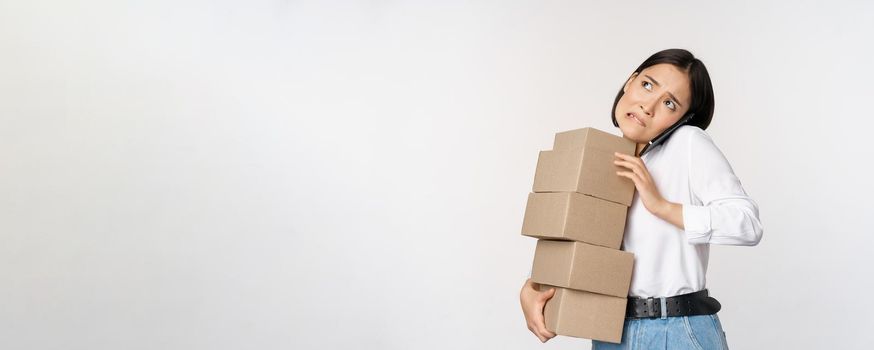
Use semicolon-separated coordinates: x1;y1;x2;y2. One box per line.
622;72;639;93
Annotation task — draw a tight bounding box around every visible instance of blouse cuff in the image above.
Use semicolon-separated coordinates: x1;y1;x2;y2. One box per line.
682;204;713;244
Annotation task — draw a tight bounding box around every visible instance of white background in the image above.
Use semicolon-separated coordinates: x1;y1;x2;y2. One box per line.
2;1;873;349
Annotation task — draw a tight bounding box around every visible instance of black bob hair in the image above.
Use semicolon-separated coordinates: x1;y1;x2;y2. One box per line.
611;48;715;131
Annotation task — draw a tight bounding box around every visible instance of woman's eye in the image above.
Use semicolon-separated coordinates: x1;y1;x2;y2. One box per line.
665;100;675;110
642;81;652;91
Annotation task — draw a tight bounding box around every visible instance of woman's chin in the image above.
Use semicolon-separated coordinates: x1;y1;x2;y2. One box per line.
618;126;647;143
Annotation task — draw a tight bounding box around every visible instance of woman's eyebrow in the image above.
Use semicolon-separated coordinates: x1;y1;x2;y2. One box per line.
644;74;684;108
643;74;661;86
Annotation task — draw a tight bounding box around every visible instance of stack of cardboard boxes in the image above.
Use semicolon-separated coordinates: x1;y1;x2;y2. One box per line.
521;127;637;343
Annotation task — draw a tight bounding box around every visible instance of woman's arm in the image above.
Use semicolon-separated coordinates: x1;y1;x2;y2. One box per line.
614;128;763;246
654;201;684;229
678;129;764;246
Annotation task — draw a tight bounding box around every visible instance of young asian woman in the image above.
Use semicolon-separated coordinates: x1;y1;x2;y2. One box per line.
519;48;763;350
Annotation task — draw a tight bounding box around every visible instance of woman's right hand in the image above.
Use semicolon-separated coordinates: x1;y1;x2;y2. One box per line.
520;278;557;342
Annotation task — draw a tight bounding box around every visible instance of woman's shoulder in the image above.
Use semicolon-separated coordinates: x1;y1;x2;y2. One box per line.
670;125;717;149
669;125;734;170
657;125;722;160
674;124;710;139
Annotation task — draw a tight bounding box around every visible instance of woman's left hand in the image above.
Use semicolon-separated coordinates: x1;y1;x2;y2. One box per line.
613;152;669;216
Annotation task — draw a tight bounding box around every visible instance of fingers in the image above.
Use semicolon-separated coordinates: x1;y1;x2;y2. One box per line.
526;314;548;342
524;287;558;342
539;287;556;302
531;310;556;342
616;170;641;187
536;315;557;340
534;288;557;341
538;319;556;339
613;152;648;176
613;151;641;162
613;153;647;173
544;329;556;339
613;159;644;178
615;151;650;187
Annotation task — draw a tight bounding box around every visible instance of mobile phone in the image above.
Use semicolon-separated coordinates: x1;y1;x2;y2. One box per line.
638;112;695;157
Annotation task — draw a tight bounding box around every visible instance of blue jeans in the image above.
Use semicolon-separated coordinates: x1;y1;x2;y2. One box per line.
591;314;729;350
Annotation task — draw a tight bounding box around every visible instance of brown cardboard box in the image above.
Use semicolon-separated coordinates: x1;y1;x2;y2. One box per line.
531;240;633;298
539;284;627;343
552;127;636;153
520;192;628;249
532;128;636;206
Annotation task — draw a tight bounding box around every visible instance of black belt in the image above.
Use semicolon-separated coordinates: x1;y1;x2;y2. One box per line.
626;289;721;319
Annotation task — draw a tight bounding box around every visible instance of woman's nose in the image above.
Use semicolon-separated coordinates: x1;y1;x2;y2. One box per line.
640;95;659;116
639;104;652;116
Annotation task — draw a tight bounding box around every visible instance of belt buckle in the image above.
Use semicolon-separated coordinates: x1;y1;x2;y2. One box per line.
645;297;656;317
644;296;667;319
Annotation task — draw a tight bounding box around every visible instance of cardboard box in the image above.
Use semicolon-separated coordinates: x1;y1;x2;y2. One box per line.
539;284;627;344
552;127;636;154
532;128;636;206
521;192;628;249
531;240;633;298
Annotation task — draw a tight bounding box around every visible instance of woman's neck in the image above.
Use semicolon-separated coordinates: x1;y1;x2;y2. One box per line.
635;143;646;157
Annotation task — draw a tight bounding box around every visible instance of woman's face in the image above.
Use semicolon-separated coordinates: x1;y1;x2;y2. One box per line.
615;63;692;146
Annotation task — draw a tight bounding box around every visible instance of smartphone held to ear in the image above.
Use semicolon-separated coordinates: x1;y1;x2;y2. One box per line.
638;113;695;157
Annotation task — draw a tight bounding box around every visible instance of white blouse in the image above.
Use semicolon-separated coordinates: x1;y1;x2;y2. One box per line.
623;125;764;298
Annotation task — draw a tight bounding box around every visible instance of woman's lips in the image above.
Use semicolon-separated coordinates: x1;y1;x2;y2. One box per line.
626;112;646;127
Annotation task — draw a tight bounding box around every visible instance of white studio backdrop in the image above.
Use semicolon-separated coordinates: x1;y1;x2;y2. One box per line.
1;1;873;349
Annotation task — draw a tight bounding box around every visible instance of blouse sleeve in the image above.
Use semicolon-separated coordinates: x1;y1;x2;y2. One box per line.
681;129;764;246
